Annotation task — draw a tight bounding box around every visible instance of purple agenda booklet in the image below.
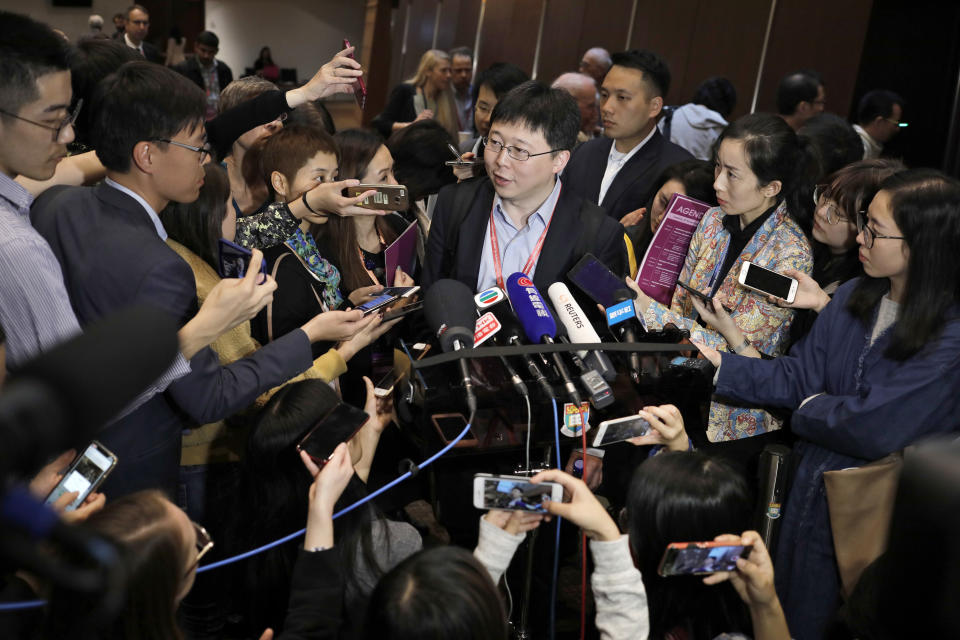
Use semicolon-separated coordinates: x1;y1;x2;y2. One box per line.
635;193;712;305
384;221;419;286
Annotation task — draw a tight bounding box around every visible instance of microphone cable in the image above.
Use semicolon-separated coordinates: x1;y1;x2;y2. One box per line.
0;416;477;612
577;404;589;640
549;398;561;640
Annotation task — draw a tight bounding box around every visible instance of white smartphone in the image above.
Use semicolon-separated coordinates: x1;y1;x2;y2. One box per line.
472;474;563;513
737;261;798;303
592;415;652;447
45;441;117;511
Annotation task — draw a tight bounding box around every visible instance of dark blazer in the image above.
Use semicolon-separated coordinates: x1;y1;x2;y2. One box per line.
173;57;234;94
141;40;165;65
563;130;694;220
371;83;417;139
422;178;627;299
31;183;313;498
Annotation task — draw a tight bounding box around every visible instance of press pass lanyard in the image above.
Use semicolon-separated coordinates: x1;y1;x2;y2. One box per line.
489;184;562;291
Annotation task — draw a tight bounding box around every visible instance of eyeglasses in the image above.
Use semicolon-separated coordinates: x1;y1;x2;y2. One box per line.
153;138;212;164
884;117;908;128
185;521;214;576
856;213;905;249
812;184;852;225
483;137;565;162
0;99;83;142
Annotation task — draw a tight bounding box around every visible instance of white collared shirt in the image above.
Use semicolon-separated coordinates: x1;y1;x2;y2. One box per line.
598;127;657;204
124;32;144;56
104;177;167;240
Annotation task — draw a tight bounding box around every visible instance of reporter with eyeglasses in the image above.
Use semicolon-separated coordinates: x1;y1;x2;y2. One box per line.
693;169;960;638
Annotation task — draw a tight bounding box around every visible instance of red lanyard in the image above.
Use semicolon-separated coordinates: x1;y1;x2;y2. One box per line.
488;184;561;291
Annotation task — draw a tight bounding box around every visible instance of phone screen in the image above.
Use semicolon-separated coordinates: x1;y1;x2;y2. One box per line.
478;476;557;513
380;286;418;298
743;264;794;299
660;543;751;576
298;403;369;463
675;280;712;303
46;443;114;510
357;293;400;315
568;254;628;307
218;238;267;279
594;416;651;446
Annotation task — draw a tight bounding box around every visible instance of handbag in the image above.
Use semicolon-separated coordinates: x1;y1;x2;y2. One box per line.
823;452;902;598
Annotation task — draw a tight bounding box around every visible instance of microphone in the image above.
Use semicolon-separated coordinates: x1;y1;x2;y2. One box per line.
547;284;615;409
424;280;478;415
0;305;179;480
473;287;529;398
606;288;642;384
505;273;582;407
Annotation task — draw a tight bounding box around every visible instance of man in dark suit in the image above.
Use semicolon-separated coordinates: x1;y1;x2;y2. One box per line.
174;30;233;120
121;4;163;64
31;62;373;499
423;80;626;298
563;49;693;223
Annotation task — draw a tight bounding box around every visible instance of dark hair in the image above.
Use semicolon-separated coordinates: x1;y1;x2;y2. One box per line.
626;452;753;639
90;61;205;172
610;49;671;98
195;30;219;48
255;46;274;67
0;11;70;117
471;62;529;125
48;490;187;640
776;71;822;115
659;159;717;205
387;119;458;202
691;76;736;119
113;12;124;21
857;89;905;125
328;128;400;291
169;26;182;42
364;546;508;640
489;80;579;152
716;112;818;230
846;170;960;360
286;101;336;134
808;159;905;289
798;113;865;182
67;38;140;148
449;46;472;60
235;380;388;631
125;4;149;19
246;123;338;200
160;163;231;271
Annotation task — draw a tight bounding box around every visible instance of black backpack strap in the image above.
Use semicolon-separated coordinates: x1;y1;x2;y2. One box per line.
439;178;486;278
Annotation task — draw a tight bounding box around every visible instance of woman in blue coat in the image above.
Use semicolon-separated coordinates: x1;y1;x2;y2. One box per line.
694;169;960;639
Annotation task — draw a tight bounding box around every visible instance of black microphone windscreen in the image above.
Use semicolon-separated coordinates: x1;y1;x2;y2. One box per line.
1;305;179;476
424;279;479;351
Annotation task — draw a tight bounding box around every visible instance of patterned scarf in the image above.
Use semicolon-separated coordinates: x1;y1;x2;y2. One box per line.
284;227;344;309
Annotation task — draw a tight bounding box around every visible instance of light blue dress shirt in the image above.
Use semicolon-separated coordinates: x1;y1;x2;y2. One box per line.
476;178;562;292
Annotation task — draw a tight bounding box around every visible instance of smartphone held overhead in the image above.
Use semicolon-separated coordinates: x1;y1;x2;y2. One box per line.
342;39;367;110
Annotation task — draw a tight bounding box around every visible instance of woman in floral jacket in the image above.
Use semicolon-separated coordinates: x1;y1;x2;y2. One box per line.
629;113;815;442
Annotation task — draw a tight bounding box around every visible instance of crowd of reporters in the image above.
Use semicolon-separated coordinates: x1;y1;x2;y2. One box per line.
0;6;958;640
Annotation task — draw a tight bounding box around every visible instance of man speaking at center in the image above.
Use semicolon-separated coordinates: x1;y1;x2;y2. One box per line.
422;80;626;295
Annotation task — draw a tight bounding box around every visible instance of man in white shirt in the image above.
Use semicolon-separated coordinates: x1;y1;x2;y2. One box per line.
562;49;692;222
853;89;905;160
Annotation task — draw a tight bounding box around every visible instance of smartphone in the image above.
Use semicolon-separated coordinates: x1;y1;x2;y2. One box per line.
218;238;267;279
658;541;753;576
444;143;481;167
374;369;400;397
675;280;734;314
592;415;652;447
297;402;370;465
567;253;629;307
430;413;477;447
473;474;563;513
379;286;420;299
356;293;403;316
346;184;409;211
45;441;117;511
737;261;798;303
381;300;423;322
342;39;367;110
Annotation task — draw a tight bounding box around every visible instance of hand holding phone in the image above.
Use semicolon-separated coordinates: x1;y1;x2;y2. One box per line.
658;540;753;576
702;532;780;612
528;469;621;541
218;238;268;279
737;261;798;304
297;403;369;466
345;184;409;210
45;442;117;512
342;39;367;109
473;474;562;513
592;415;652;447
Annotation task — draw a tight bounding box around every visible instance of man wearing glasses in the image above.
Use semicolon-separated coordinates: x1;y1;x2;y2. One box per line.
854;90;906;160
31;61;373;499
423;80;626;295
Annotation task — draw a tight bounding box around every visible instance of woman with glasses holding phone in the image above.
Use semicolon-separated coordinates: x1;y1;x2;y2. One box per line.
695;169;960;638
